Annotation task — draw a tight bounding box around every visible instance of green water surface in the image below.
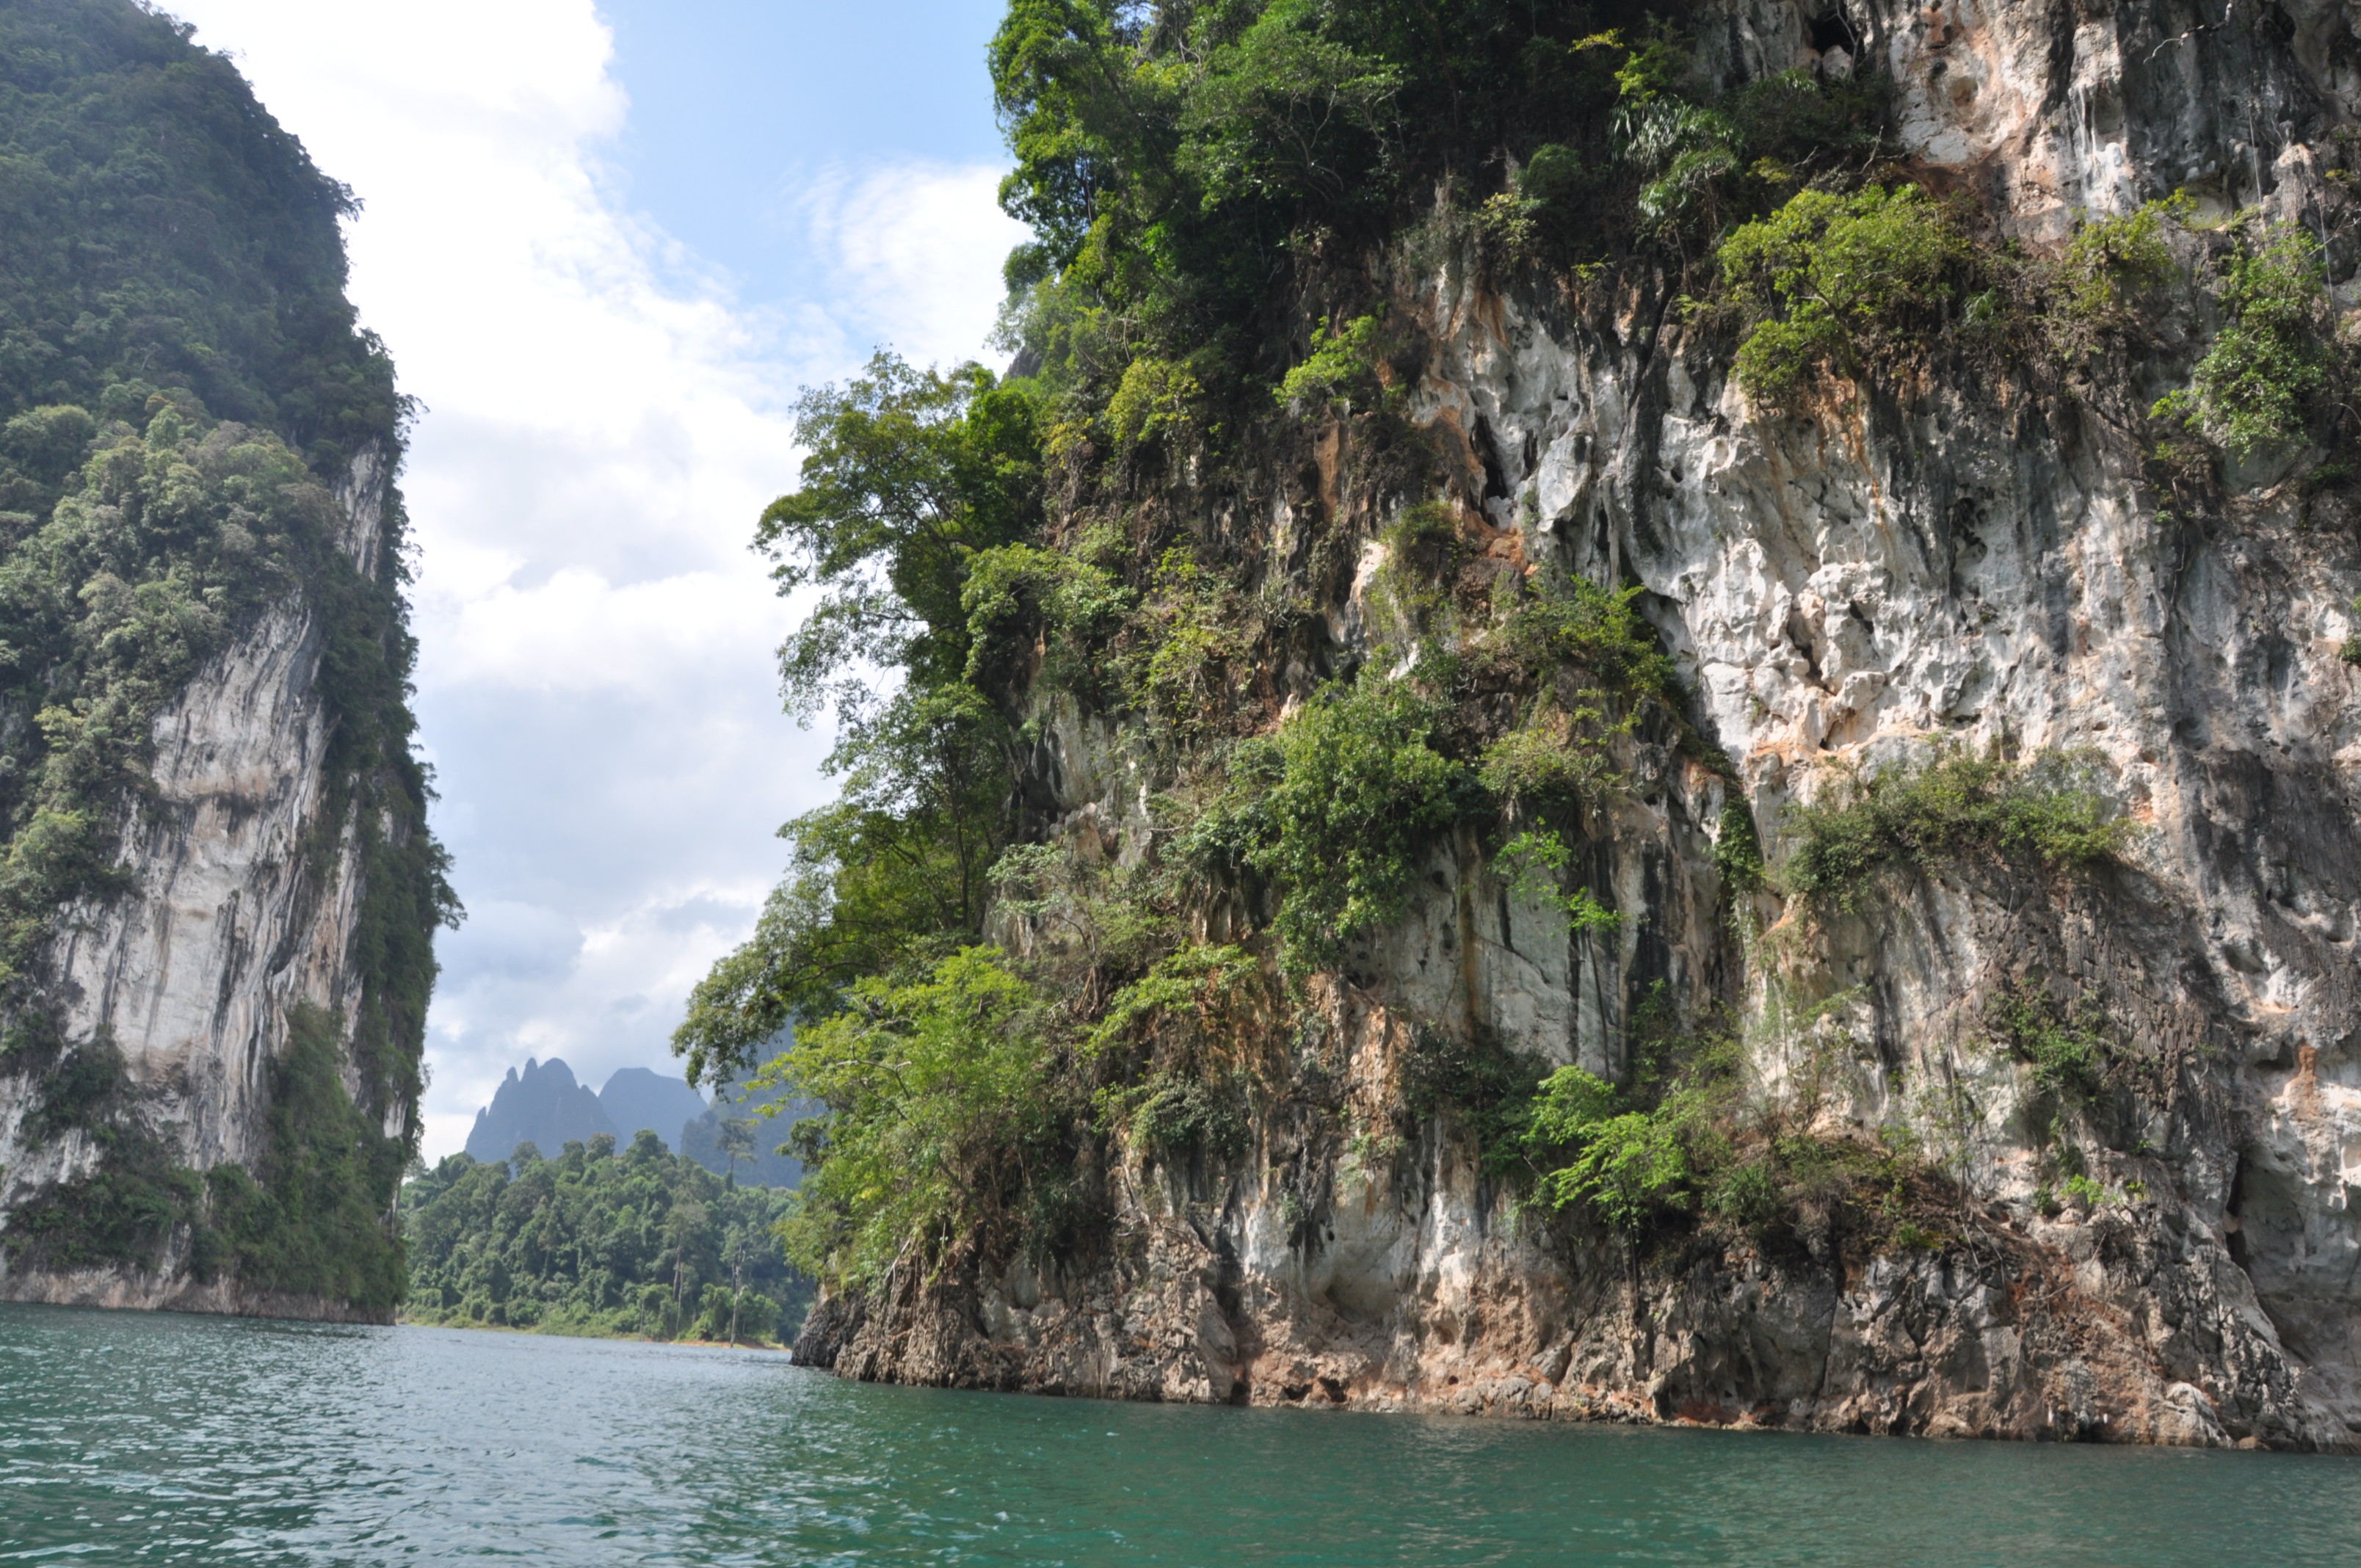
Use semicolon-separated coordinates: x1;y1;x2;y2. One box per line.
2;1300;2357;1564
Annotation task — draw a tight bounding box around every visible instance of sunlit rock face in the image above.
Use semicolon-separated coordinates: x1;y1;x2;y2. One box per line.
799;1;2361;1448
0;454;403;1321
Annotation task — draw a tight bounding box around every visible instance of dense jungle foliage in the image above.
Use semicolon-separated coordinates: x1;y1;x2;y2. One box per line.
681;0;2315;1293
0;0;399;471
0;0;454;1305
401;1135;810;1345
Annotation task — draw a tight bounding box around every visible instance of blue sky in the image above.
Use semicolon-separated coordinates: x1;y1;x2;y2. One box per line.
601;0;1008;277
169;0;1027;1155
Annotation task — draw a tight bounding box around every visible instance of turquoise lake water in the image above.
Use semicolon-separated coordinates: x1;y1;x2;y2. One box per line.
4;1299;2359;1564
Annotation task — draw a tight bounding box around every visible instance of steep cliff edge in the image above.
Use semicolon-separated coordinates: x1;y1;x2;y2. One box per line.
681;0;2361;1448
0;1;451;1321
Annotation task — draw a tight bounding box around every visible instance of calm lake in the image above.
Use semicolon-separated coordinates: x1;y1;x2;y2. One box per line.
4;1301;2360;1565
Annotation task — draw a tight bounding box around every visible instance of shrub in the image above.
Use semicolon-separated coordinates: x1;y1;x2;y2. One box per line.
1498;576;1679;708
1111;1070;1251;1162
1;1153;200;1274
1277;313;1393;416
1782;749;2131;910
1708;1158;1781;1231
2058;196;2184;324
24;1036;125;1143
1506;992;1748;1236
1477;714;1620;808
1087;943;1260;1056
1368;501;1465;637
1495;830;1622;937
1541;1106;1694;1232
2062;1173;2111;1209
1718;184;1975;399
2153;226;2332;457
1105;356;1203;450
1713;796;1766;893
1238;678;1470;970
1989;988;2113;1102
1399;1025;1553;1171
1521;1067;1692;1234
1473;575;1678;812
1132;548;1248;738
961;542;1131;697
768;947;1073;1286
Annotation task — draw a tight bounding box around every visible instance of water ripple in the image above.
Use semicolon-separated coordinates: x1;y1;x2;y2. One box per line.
4;1302;2360;1564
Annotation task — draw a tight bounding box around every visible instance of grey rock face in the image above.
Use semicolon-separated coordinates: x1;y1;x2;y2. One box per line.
680;1072;816;1189
463;1058;617;1164
597;1067;711;1153
0;453;404;1321
800;3;2361;1448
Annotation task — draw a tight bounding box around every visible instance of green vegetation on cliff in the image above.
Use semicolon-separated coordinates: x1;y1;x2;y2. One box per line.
1782;749;2132;912
0;0;452;1305
5;1006;410;1310
402;1135;808;1345
0;0;398;474
676;2;2233;1293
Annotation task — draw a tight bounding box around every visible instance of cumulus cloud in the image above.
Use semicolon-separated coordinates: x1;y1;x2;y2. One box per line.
786;161;1029;373
170;0;1020;1155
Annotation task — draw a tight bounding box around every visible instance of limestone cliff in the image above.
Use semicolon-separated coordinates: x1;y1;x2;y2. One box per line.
795;1;2361;1450
0;1;448;1321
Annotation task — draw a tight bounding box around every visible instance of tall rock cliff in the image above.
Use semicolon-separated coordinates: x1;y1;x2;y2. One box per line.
672;0;2361;1449
0;1;451;1321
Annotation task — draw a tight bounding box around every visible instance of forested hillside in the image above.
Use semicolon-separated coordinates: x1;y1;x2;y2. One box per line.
0;0;452;1318
402;1135;808;1344
678;0;2361;1445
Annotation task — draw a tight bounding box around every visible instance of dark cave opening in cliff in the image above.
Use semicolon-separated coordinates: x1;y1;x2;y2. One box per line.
1807;5;1860;54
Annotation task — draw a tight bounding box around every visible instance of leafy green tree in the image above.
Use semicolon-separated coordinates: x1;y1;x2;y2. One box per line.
675;357;1045;1089
2155;226;2332;457
768;947;1071;1287
761;354;1043;724
673;685;1015;1087
1237;678;1468;970
718;1117;756;1189
1718;184;1976;399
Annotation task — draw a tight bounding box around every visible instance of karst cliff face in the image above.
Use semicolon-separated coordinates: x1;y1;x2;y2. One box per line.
0;462;406;1321
798;1;2361;1450
0;1;445;1322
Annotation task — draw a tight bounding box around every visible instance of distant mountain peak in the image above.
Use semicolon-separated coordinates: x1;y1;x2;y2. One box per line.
464;1056;614;1163
597;1067;708;1153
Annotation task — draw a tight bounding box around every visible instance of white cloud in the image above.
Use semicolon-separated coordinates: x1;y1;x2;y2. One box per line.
788;161;1029;371
168;1;1018;1156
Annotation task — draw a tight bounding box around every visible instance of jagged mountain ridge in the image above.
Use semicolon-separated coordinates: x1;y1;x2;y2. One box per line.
461;1060;719;1166
464;1059;618;1163
598;1067;714;1153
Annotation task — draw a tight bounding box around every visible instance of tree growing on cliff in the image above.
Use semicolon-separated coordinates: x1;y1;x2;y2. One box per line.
673;358;1042;1090
675;1;1932;1305
2154;225;2334;458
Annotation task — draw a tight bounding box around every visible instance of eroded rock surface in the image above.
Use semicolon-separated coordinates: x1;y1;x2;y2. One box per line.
794;2;2361;1448
0;456;405;1322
